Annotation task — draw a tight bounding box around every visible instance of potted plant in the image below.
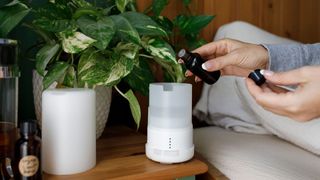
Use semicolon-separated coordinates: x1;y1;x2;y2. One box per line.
28;0;213;137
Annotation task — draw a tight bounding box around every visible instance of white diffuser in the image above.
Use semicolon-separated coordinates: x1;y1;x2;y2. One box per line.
145;83;194;164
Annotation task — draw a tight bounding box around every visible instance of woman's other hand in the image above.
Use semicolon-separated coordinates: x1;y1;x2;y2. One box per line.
246;66;320;121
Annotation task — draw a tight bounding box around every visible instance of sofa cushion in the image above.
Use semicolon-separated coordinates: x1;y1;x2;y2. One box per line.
194;126;320;180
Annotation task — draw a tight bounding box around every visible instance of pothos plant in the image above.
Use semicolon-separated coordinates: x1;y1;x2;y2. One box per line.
28;0;183;129
28;0;214;129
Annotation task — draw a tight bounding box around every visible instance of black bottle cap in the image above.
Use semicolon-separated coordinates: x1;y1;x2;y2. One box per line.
0;39;18;66
248;69;266;86
20;120;38;135
177;49;190;61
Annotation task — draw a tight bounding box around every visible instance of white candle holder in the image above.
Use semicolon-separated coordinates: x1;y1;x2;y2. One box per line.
42;88;96;175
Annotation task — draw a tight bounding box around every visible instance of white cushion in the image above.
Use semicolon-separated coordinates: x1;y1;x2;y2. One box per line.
194;126;320;180
213;21;298;44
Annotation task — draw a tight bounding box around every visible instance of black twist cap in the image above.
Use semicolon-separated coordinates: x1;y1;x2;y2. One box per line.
248;69;266;86
20;120;38;136
177;49;190;61
0;39;18;66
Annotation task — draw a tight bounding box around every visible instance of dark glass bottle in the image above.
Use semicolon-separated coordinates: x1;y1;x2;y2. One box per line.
14;121;41;180
178;49;220;84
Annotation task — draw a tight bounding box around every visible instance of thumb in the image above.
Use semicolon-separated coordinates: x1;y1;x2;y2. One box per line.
261;69;307;86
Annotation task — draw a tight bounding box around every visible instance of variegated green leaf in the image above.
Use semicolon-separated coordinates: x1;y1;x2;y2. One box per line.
121;11;167;37
60;31;96;54
36;43;60;76
141;37;176;64
78;48;96;75
115;0;129;13
110;15;140;44
124;89;141;129
115;87;141;129
114;42;140;60
78;43;139;87
77;15;115;50
62;66;76;87
141;37;184;82
43;62;69;89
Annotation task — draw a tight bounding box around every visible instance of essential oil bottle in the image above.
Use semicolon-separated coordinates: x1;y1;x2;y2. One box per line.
178;49;220;84
14;120;41;180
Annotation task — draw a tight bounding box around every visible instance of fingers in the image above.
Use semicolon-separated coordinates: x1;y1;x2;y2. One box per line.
265;83;289;93
261;68;307;86
245;78;293;109
193;39;227;58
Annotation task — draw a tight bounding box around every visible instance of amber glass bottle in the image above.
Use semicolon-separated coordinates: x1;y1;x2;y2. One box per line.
178;49;221;84
14;120;41;180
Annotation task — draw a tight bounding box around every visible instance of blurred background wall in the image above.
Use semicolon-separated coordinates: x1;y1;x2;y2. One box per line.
137;0;320;43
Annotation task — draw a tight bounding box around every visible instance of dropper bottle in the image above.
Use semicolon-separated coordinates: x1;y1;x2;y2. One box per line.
178;49;220;84
14;120;41;180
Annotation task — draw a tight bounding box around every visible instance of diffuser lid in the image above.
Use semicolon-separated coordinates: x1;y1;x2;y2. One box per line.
148;83;192;128
149;83;192;109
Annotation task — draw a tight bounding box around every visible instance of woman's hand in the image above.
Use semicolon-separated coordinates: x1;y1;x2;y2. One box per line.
183;38;269;81
246;66;320;121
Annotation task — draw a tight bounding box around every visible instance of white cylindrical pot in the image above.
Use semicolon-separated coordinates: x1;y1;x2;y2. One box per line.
146;83;194;164
42;88;96;175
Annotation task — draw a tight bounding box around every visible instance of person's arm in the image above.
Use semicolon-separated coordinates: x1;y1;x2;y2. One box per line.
263;43;320;72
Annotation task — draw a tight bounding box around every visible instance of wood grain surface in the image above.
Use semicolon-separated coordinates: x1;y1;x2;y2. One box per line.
43;126;209;180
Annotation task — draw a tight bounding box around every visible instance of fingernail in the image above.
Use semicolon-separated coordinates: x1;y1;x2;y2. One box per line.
178;59;184;64
195;77;202;83
260;69;274;76
201;63;208;70
185;71;193;77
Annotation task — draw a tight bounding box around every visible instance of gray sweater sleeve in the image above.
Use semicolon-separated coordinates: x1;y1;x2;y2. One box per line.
262;43;320;72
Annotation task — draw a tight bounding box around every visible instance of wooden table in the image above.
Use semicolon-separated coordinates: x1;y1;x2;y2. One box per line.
44;126;208;180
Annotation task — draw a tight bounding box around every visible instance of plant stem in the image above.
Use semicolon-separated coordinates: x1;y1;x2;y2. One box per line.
139;54;154;59
143;5;152;14
23;23;54;44
114;85;128;100
128;1;137;12
70;54;78;88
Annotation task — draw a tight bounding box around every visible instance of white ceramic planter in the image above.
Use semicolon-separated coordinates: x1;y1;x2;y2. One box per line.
32;71;112;138
42;88;96;175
